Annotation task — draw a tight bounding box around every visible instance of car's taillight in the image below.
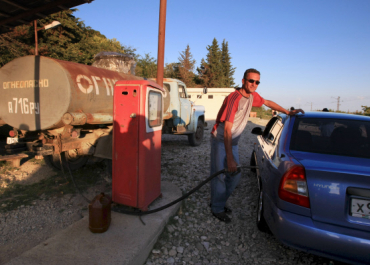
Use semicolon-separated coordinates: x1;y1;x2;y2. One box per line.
278;165;310;208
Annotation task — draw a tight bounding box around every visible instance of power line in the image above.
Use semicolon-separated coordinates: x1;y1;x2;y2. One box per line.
329;96;369;111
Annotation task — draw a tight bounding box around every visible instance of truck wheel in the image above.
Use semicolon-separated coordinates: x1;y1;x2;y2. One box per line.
44;150;88;171
188;119;204;146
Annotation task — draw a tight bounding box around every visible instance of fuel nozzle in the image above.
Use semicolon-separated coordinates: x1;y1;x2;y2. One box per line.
225;166;242;176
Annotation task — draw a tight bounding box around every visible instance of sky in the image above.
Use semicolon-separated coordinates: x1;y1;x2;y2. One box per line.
74;0;370;112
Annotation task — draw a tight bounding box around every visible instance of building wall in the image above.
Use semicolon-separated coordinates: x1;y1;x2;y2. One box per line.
187;88;235;120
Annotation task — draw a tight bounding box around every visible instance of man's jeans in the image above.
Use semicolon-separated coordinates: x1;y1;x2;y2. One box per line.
210;137;241;214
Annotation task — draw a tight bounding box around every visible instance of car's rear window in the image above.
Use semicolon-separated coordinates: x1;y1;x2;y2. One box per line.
290;118;370;158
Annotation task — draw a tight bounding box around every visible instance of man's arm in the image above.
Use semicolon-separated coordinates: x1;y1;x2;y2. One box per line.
224;121;237;172
264;100;305;115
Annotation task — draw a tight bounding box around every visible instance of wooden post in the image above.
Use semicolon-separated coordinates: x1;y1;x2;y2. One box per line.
156;0;167;87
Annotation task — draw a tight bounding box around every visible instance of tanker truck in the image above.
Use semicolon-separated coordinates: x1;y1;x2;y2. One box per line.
0;53;206;170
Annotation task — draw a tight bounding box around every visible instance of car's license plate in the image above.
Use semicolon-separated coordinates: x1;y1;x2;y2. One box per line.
351;198;370;219
6;137;18;145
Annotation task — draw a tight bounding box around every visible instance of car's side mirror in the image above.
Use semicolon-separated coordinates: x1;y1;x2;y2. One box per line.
251;127;263;135
203;87;208;94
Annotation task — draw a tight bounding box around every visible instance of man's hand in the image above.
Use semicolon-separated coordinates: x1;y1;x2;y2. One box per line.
227;157;238;173
288;109;305;115
264;100;305;116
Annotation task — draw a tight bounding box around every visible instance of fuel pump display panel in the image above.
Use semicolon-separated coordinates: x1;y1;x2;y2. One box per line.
148;91;162;128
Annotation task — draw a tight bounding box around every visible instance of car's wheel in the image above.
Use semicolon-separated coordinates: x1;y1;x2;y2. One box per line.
256;186;270;232
250;151;257;173
44;150;89;171
188;119;204;146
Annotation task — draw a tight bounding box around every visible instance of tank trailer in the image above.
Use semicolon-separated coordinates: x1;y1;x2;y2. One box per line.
0;53;206;170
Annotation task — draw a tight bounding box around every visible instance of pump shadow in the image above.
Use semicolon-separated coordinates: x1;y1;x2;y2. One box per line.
111;113;162;211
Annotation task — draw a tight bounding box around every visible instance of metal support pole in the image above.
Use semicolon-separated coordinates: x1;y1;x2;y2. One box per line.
337;96;341;112
34;20;38;56
156;0;167;87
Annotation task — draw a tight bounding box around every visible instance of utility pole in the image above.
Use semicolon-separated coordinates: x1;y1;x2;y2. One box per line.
156;0;167;88
306;102;312;111
332;96;341;112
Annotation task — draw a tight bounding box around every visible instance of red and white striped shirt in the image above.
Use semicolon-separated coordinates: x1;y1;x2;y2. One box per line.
211;89;264;145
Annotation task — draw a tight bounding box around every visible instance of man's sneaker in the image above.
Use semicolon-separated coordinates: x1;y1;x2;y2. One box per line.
209;204;232;214
212;211;231;223
223;206;232;214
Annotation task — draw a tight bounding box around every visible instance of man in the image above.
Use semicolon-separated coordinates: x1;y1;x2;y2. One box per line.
210;68;304;223
320;108;334;137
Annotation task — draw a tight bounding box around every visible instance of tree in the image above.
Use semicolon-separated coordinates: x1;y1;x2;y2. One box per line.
196;58;209;86
135;53;157;78
197;38;223;87
178;45;196;87
0;9;133;67
362;106;370;116
197;38;235;88
164;62;180;79
221;39;236;87
206;38;223;87
0;24;33;66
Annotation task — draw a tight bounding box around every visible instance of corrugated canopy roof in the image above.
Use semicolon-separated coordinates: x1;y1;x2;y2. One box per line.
0;0;94;35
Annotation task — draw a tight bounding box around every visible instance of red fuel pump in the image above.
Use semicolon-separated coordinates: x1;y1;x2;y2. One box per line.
112;80;164;211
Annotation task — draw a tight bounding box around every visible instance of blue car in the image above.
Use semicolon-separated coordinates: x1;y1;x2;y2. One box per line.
250;112;370;264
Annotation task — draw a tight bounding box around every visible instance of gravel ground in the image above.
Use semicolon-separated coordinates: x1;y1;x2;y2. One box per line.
0;160;110;264
0;118;347;265
146;118;347;265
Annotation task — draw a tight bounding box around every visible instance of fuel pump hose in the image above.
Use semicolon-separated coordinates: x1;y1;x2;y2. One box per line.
111;165;258;216
61;157;258;220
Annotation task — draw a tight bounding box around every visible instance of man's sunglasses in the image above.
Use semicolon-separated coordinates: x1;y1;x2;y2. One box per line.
246;79;260;85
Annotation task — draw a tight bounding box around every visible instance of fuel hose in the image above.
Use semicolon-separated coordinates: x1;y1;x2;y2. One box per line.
61;156;257;224
111;165;258;216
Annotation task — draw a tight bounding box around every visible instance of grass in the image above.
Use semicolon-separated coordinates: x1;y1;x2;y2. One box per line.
0;161;107;212
0;161;18;174
260;114;273;120
0;151;44;174
28;157;46;165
